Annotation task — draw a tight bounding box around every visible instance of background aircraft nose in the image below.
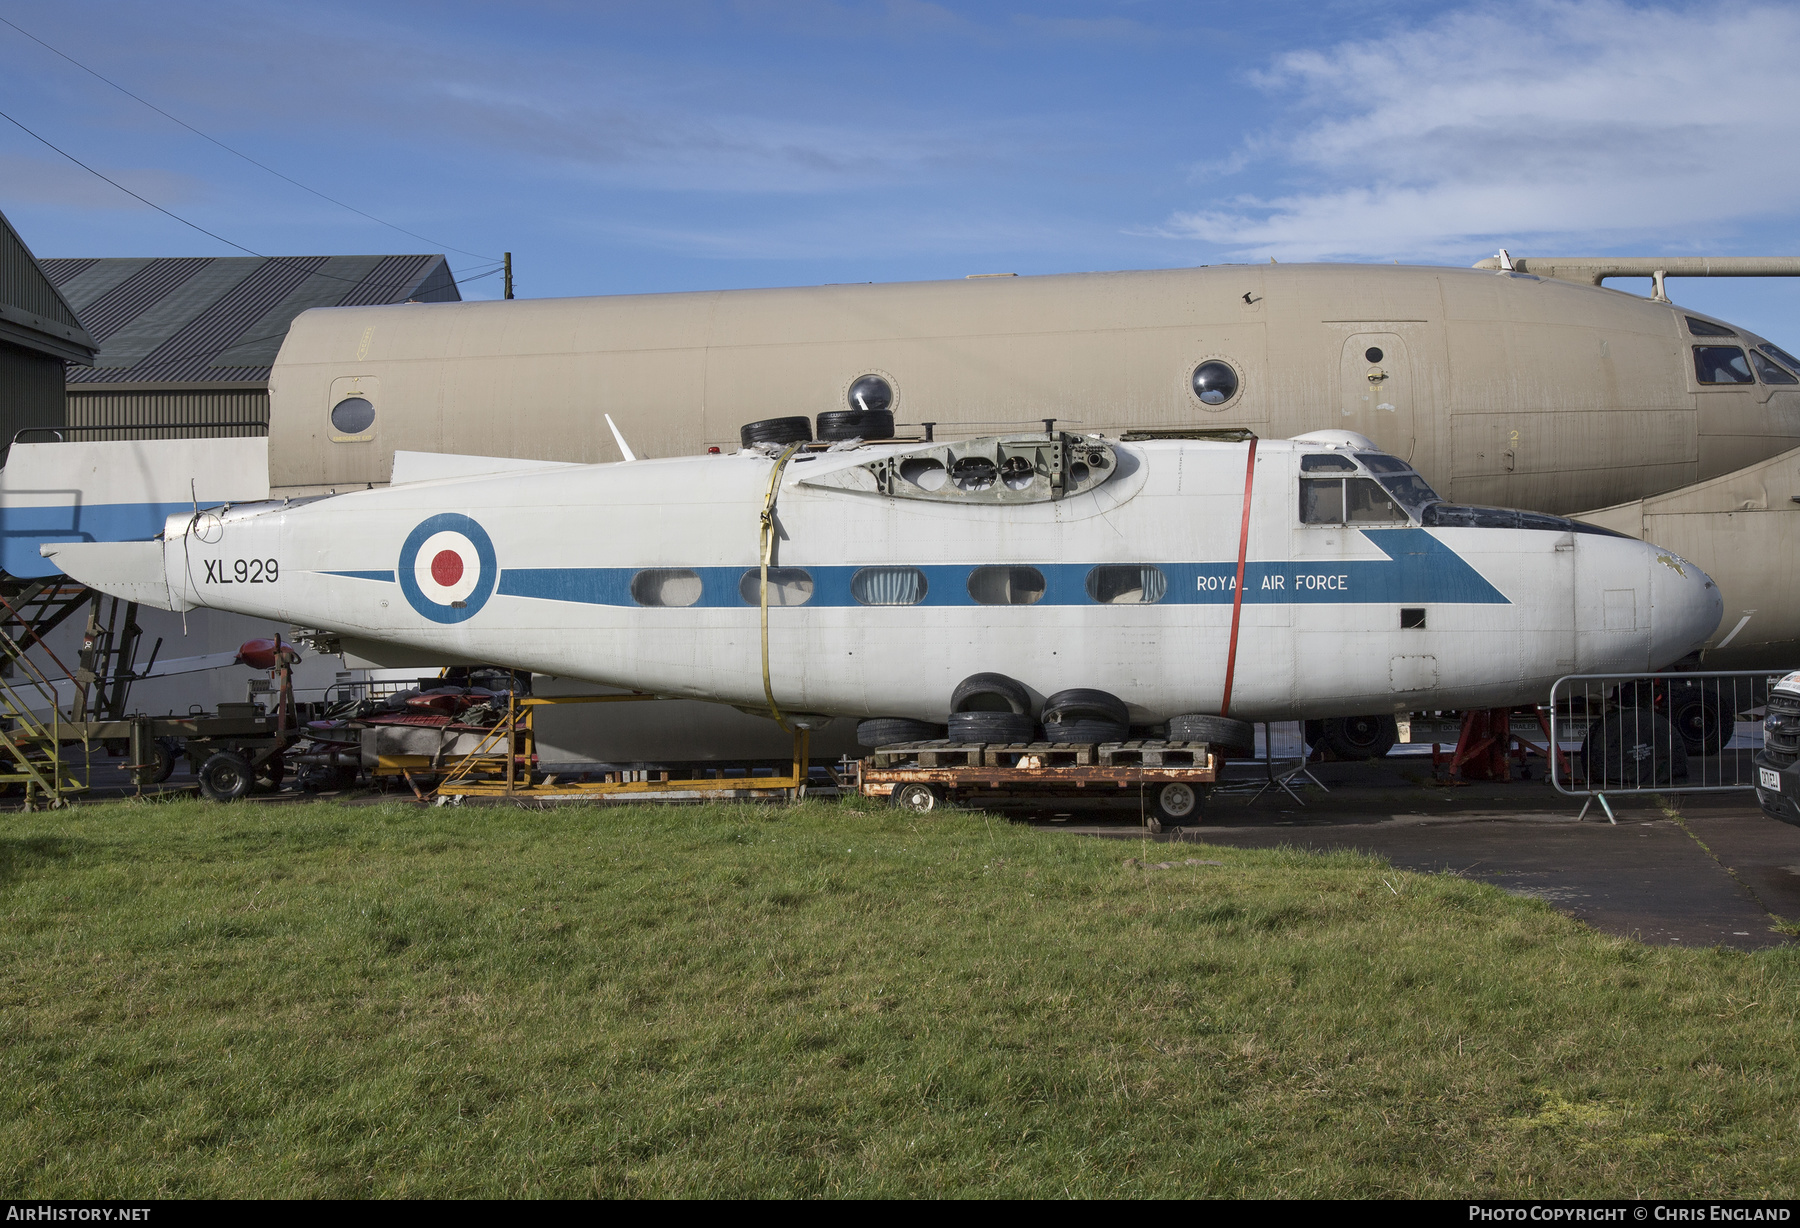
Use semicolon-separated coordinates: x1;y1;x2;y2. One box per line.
1649;546;1723;667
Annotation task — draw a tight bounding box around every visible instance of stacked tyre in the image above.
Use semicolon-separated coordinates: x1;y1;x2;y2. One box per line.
947;673;1035;743
1040;688;1129;745
817;408;895;441
739;417;813;448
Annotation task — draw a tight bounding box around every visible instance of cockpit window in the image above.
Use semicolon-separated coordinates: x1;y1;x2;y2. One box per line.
1762;342;1800;372
1751;350;1799;385
1694;346;1754;384
1300;453;1357;473
1687;316;1737;337
1347;478;1408;523
1301;476;1409;524
1358;453;1410;474
1372;471;1442;515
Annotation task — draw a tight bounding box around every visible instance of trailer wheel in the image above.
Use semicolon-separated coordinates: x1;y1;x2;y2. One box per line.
890;782;942;813
197;752;253;802
153;738;182;783
1150;781;1202;825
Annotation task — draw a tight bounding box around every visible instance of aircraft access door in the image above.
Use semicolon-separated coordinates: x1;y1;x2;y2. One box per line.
1339;332;1413;460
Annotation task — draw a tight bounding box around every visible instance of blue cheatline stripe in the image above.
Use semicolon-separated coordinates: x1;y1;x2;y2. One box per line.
4;500;195;579
324;570;396;582
469;529;1508;608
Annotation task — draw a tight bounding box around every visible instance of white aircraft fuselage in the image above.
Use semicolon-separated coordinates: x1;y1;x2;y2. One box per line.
47;433;1723;725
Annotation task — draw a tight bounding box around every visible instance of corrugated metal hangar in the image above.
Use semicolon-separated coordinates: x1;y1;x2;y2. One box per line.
0;210;98;449
37;253;459;439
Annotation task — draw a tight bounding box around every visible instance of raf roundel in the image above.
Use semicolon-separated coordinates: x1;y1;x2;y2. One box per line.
397;513;498;623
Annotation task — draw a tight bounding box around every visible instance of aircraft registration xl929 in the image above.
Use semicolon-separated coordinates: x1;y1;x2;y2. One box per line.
43;429;1722;731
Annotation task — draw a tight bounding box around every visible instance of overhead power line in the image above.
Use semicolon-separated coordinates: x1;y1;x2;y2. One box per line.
1;105;503;292
0;105;261;256
0;13;498;261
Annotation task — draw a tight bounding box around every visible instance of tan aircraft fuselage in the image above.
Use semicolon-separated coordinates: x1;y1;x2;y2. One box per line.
268;262;1800;667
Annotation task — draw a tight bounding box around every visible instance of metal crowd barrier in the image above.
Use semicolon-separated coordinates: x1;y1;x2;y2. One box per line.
1547;670;1782;822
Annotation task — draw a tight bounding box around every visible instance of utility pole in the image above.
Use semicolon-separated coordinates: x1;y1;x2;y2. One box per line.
504;252;514;300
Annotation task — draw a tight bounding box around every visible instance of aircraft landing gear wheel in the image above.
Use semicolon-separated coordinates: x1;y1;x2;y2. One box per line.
197;752;253;802
1149;781;1201;829
890;783;943;813
1311;714;1398;761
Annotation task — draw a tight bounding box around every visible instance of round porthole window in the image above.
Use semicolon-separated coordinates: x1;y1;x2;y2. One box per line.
330;396;375;435
1191;361;1239;406
847;374;893;414
1364;347;1384;363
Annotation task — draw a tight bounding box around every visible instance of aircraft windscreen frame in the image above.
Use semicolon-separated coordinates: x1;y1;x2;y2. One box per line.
1301;449;1627;537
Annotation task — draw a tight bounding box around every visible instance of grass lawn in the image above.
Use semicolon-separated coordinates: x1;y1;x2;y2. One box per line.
1;795;1796;1198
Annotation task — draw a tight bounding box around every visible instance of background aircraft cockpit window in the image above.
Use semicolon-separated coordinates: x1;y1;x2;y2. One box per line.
737;568;814;606
851;566;927;605
1761;343;1800;373
968;565;1046;605
1300;454;1357;473
1694;346;1754;384
630;569;704;608
1687;316;1738;337
1086;565;1168;604
1751;350;1799;385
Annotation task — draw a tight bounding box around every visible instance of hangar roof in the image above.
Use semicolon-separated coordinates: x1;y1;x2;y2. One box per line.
39;254;459;387
0;210;98;364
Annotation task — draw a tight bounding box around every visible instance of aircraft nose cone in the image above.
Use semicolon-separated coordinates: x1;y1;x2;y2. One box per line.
1649;547;1723;667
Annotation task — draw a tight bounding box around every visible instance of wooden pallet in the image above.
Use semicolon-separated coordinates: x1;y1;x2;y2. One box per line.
982;742;1097;767
1096;740;1210;768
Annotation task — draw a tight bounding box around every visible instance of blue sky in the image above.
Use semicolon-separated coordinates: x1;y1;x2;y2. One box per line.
4;0;1799;340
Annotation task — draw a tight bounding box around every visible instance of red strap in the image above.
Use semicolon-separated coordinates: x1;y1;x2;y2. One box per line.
1219;438;1258;718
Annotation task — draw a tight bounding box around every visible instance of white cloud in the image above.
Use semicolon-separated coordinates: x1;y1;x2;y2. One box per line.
1164;0;1800;260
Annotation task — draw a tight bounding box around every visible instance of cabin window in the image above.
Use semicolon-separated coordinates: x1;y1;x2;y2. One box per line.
1191;361;1239;406
1302;477;1408;524
1401;607;1427;630
631;569;703;608
330;396;375;436
1694;346;1754;384
737;568;814;606
1086;565;1168;604
967;565;1046;605
1687;316;1737;337
851;566;927;605
848;374;893;413
1300;453;1357;473
1751;350;1799;385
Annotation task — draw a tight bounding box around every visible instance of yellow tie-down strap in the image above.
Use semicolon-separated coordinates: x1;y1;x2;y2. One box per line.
758;444;802;731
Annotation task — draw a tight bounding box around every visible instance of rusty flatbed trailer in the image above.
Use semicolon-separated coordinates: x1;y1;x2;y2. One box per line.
857;740;1219;828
